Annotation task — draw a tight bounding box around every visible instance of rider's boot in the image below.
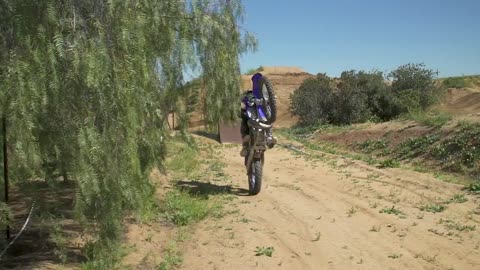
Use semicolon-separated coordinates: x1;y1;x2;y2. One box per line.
266;128;277;149
240;135;250;157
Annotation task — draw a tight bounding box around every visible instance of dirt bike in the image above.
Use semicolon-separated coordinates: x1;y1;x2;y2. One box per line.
244;73;277;195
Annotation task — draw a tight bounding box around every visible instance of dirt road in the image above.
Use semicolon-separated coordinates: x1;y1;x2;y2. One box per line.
180;141;480;270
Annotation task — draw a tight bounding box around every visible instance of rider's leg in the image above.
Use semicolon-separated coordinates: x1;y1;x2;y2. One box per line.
240;112;249;157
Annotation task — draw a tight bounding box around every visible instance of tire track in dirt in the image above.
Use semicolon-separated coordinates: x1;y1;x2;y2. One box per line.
180;142;480;270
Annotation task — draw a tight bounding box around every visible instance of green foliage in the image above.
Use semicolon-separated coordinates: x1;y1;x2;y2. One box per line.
163;190;211;226
289;74;334;125
378;159;400;168
255;246;275;257
404;111;452;128
379;206;404;215
358;139;388;154
445;194;468;204
465;182;480;194
290;63;440;126
420;204;446;213
0;0;256;260
157;244;184;270
0;202;12;228
395;134;440;159
335;70;402;123
389;63;439;110
443;77;467;88
81;240;124;270
290;65;438;126
166;139;200;179
440;219;476;232
431;122;480;173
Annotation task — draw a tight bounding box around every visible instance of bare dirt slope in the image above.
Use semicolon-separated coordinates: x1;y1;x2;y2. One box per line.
180;141;480;270
437;87;480;116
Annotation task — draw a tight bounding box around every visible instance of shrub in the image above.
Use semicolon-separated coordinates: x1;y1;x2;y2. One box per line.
289;73;334;125
389;63;439;110
290;63;441;126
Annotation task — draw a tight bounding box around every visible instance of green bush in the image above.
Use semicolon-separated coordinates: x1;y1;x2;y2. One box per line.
389;63;439;110
289;73;335;125
290;64;439;126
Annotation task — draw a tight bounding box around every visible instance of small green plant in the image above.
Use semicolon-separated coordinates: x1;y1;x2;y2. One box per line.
441;219;476;232
379;206;404;216
255;246;275;257
378;159;400;168
347;206;357;217
239;218;251;223
465;182;480;194
388;253;403;259
157;244;183;270
445;193;468;204
420;204;446;213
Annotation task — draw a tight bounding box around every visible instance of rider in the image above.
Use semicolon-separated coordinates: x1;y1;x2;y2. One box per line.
239;89;277;157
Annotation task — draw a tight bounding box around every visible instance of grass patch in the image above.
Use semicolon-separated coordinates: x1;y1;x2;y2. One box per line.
166;139;199;179
163;190;218;226
81;240;127;270
404;110;452;128
420;204;446;213
379;206;404;216
442;76;468;88
157;242;184;270
255;246;275;257
439;219;476;232
378;159;400;168
445;193;468;204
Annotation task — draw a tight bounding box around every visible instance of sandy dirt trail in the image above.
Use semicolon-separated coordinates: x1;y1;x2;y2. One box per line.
180;141;480;270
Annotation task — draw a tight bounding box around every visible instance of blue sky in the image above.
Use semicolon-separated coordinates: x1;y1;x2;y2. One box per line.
239;0;480;78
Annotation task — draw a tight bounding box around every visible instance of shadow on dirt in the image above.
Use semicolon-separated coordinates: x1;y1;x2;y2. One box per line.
175;180;250;197
0;180;86;269
191;130;220;142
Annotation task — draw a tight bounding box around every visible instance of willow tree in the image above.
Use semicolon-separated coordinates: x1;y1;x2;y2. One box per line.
0;0;256;241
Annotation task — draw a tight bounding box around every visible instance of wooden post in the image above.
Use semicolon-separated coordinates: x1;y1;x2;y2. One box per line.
2;116;9;240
